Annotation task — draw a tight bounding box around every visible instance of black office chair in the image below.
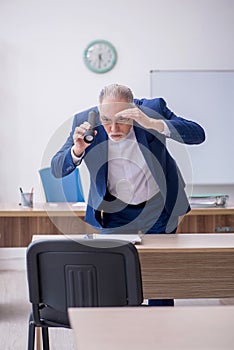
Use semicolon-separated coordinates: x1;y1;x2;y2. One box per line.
26;238;143;350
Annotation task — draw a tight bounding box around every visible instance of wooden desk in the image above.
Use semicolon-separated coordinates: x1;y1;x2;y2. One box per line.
32;233;234;300
68;306;234;350
138;234;234;299
0;203;87;247
1;203;234;246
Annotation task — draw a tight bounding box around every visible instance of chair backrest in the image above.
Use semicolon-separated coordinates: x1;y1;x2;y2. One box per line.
27;239;143;325
39;167;84;202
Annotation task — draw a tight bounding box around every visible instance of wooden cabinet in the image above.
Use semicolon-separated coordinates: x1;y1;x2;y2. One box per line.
177;207;234;233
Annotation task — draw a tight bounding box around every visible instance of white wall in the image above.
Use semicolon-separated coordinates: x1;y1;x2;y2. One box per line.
1;0;234;203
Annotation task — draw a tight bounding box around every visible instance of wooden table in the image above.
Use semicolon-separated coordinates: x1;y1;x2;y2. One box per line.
1;203;234;246
68;306;234;350
32;233;234;300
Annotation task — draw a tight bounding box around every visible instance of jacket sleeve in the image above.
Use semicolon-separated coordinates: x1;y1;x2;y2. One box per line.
51;106;99;178
136;98;206;145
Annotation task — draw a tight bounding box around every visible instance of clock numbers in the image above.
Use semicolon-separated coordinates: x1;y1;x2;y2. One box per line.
84;40;117;74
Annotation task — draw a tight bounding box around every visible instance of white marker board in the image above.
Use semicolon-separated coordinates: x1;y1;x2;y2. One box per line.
150;70;234;185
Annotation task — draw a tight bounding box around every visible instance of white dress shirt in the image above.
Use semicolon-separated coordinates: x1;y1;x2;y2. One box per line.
107;127;160;204
72;122;170;205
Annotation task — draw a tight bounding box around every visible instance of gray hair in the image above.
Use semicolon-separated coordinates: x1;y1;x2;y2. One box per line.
99;84;134;104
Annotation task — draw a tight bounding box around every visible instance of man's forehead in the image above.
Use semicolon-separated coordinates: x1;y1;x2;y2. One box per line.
99;101;134;115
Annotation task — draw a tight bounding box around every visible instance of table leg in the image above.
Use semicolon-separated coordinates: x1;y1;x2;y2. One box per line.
36;327;41;350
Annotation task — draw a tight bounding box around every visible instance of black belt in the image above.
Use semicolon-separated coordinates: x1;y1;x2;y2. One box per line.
103;190;161;209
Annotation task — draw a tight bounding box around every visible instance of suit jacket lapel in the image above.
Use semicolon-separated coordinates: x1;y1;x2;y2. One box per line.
133;124;155;173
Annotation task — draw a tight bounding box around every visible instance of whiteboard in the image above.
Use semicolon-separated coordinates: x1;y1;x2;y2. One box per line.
150;70;234;185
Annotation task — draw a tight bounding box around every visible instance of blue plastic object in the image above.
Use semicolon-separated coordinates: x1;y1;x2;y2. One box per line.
39;167;85;202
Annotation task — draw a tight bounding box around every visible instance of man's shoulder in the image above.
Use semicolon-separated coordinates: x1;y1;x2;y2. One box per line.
134;97;169;120
134;97;165;111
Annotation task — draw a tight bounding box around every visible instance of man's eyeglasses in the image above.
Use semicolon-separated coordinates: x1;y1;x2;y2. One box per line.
100;115;131;125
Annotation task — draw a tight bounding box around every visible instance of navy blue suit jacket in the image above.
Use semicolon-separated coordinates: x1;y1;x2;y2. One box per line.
51;98;205;228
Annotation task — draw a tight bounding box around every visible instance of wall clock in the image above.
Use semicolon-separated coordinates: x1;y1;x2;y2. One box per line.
83;40;117;74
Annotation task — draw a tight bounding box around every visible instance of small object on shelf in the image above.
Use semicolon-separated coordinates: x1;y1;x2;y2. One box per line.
189;194;229;207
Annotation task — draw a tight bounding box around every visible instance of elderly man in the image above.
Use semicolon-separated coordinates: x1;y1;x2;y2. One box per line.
51;83;205;306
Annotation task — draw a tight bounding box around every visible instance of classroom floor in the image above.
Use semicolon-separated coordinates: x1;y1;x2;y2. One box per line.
0;248;233;350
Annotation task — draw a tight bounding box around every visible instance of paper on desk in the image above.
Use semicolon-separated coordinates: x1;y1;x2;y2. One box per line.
72;202;87;210
87;234;142;244
32;234;142;244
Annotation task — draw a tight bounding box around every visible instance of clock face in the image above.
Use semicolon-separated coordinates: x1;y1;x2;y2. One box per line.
83;40;117;74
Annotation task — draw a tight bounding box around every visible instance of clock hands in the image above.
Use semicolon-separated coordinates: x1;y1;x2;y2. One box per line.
98;53;103;69
84;40;117;73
